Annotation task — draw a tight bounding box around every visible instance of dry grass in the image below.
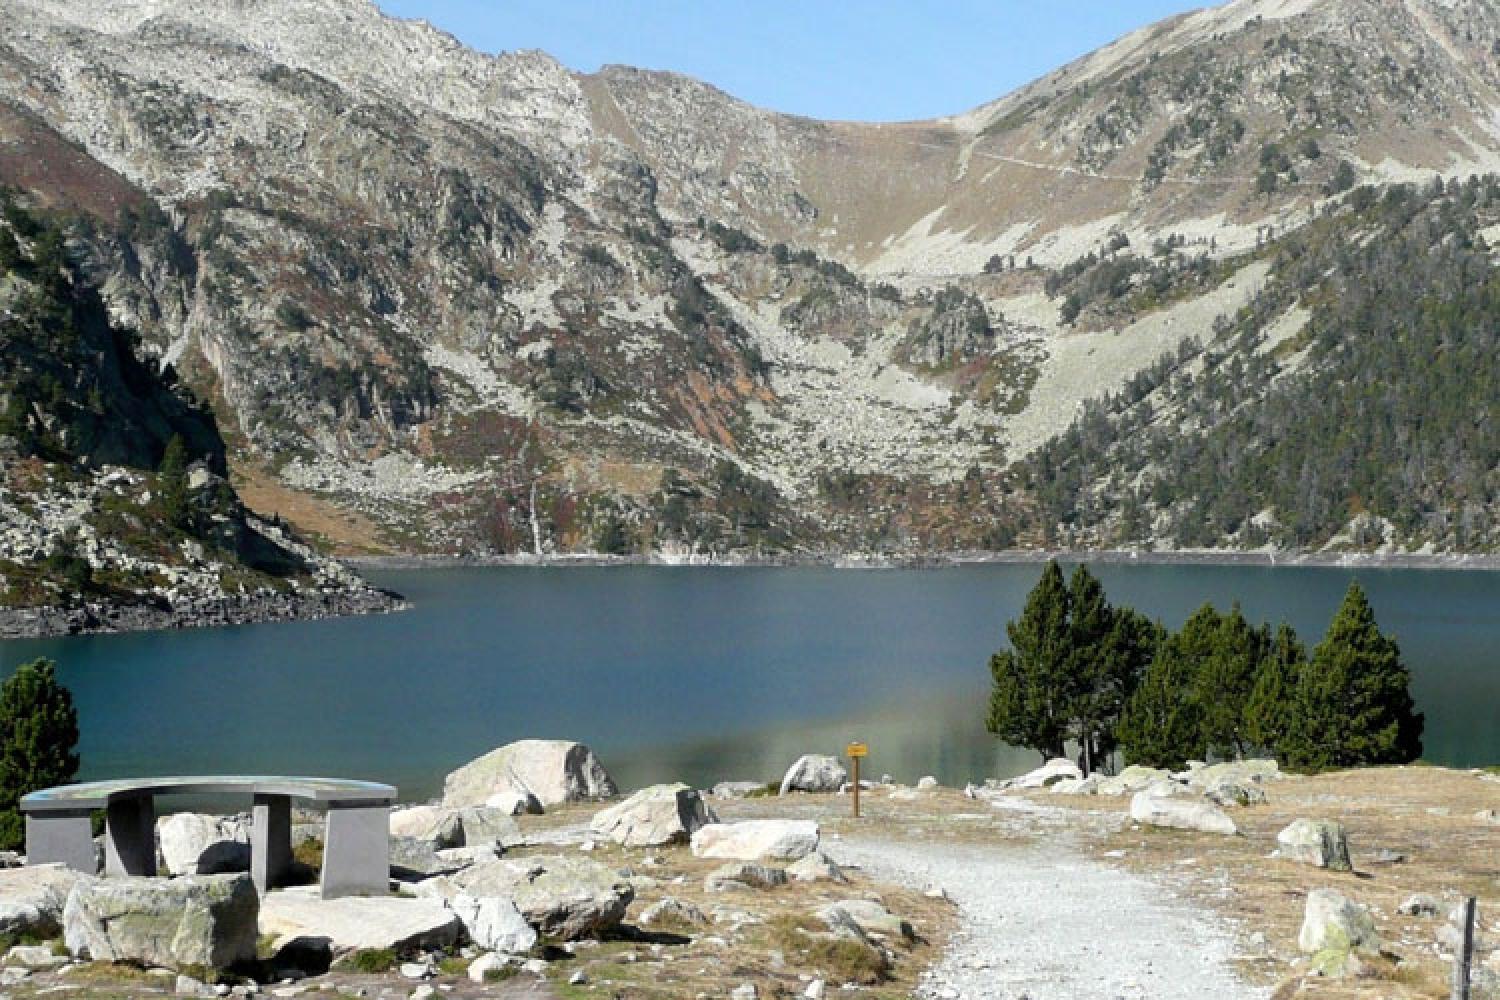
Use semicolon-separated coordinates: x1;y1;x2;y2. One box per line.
1039;766;1500;999
230;462;392;556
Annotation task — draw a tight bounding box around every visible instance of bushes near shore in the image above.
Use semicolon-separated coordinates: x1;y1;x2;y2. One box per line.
986;563;1423;774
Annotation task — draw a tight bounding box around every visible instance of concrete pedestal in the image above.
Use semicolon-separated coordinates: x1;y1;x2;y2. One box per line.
252;794;292;894
24;811;95;873
320;802;389;899
104;796;155;876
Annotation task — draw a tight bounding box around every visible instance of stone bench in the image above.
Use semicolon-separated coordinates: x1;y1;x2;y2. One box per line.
20;776;395;899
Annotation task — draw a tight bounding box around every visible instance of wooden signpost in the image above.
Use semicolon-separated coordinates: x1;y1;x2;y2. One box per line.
846;741;868;818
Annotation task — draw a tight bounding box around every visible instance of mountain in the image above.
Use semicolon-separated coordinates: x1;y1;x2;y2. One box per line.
0;191;399;635
0;0;1496;559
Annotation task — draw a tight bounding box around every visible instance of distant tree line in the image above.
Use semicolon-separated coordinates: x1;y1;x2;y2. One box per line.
987;563;1423;774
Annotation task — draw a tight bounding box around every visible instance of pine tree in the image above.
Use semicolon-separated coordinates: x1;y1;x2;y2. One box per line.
0;659;80;850
1244;623;1305;755
1195;603;1265;759
157;433;191;530
1117;628;1204;769
987;561;1073;762
1283;582;1424;771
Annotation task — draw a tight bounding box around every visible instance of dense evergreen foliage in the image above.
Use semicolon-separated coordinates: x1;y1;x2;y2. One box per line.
1020;177;1500;553
0;659;79;850
988;568;1423;773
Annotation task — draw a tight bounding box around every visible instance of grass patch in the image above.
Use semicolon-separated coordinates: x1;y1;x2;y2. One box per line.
484;965;519;982
340;948;397;974
764;914;888;985
292;836;323;872
742;782;780;799
436;955;469;976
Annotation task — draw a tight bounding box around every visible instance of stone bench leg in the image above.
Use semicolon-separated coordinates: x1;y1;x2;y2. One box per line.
320;802;388;899
104;796;156;876
25;811;96;874
252;794;292;894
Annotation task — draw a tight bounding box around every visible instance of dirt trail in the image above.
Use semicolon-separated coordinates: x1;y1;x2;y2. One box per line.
832;820;1265;1000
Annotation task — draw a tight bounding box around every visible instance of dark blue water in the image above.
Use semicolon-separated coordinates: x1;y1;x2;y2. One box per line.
1;564;1496;801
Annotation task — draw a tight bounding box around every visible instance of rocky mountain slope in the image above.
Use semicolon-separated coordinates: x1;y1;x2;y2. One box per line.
0;0;1496;558
0;191;399;636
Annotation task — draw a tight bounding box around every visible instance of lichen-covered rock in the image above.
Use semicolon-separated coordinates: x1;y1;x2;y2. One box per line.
779;755;847;795
443;741;616;809
1183;760;1281;789
1096;766;1172;797
1299;888;1381;976
389;806;464;848
787;852;847;884
816;899;914;942
1277;819;1352;872
639;897;709;928
589;783;715;847
157;813;251;876
63;874;258;972
691;820;819;862
1011;759;1083;790
455;808;524;849
1204;780;1267;808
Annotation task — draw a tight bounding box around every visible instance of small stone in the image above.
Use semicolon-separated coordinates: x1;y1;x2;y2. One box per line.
216;985;232;997
804;979;826;999
409;985;436;1000
522;959;547;975
398;963;430;980
177;974;209;996
568;971;588;986
916;776;939;790
730;984;757;1000
1399;894;1443;917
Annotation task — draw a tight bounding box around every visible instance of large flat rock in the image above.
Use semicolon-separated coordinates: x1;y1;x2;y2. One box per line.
64;874;258;972
259;890;462;954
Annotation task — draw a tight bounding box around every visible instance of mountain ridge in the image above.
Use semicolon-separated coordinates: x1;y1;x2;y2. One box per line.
0;0;1496;561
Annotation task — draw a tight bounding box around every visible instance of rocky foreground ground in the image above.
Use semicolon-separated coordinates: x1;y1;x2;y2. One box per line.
0;741;1496;1000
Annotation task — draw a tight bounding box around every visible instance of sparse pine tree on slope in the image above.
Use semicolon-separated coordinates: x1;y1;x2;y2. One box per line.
987;561;1073;763
1283;582;1424;772
0;659;80;850
1244;623;1305;756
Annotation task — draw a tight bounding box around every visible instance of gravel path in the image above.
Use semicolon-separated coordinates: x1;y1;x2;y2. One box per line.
832;828;1266;1000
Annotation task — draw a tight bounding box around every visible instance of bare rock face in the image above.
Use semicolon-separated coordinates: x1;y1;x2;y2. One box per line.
691;820;820;862
446;894;537;955
63;874;258;972
1277;819;1352;872
389;806;464;848
443;740;617;809
779;756;847;796
589;783;715;847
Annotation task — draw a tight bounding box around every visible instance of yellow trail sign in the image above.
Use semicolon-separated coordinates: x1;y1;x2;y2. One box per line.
846;741;868;758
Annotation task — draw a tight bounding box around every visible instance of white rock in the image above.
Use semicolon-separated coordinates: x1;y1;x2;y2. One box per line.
389;807;463;848
787;852;846;884
483;790;544;816
399;962;430;980
690;820;819;862
779;755;847;795
0;865;78;941
259;893;462;954
816;900;914;942
466;952;512;983
1129;790;1238;835
443;740;616;809
710;781;765;799
3;944;68;969
1011;758;1082;789
445;856;633;940
804;979;825;999
1277;820;1352;872
63;874;258;971
916;776;939;790
639;897;708;928
157;813;252;876
1096;765;1172;796
447;894;537;955
589;783;714;847
568;971;588;986
730;983;756;1000
1184;759;1281;789
1049;775;1100;796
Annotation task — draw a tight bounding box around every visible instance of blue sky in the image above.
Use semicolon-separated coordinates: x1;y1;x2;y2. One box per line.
375;1;1209;122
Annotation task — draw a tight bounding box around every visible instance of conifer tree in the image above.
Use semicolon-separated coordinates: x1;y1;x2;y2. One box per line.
987;561;1072;762
1244;623;1305;754
1283;582;1424;771
1117;627;1204;769
0;659;80;850
1195;603;1266;759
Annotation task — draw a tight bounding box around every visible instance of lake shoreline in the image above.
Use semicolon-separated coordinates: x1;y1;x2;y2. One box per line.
350;548;1500;573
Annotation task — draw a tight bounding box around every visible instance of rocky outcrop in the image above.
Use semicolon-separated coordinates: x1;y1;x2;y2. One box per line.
63;874;259;972
1010;759;1083;790
443;741;616;809
1097;766;1172;797
388;805;521;850
1128;787;1238;835
691;820;819;862
157;814;251;876
1277;820;1353;872
639;897;709;929
589;783;715;847
817;900;914;943
259;891;462;954
779;756;847;796
788;852;847;884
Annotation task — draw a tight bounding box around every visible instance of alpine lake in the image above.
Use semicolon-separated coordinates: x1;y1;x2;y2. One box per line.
2;562;1497;802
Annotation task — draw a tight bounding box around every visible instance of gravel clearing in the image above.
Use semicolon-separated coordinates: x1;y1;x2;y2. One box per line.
832;827;1265;1000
